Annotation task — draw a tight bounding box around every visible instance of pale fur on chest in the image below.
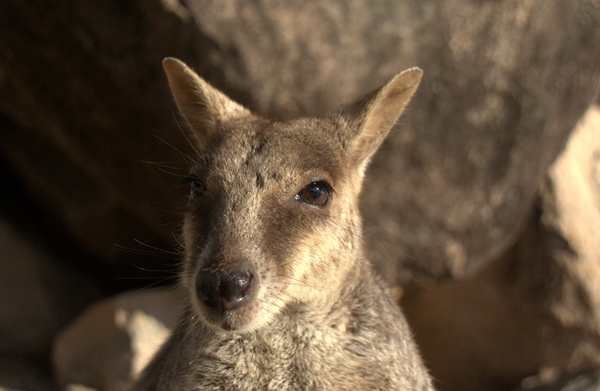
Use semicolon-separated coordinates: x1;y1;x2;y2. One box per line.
148;266;427;391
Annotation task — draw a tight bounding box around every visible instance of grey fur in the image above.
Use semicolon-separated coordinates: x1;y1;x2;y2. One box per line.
131;58;434;391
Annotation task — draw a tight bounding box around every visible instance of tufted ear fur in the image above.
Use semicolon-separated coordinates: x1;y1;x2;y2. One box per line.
337;68;422;175
162;57;250;148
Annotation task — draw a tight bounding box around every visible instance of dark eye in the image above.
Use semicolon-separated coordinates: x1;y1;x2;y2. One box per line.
295;181;333;207
181;175;206;198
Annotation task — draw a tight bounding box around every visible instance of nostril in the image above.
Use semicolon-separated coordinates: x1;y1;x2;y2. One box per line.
220;271;253;310
221;272;251;298
196;270;220;307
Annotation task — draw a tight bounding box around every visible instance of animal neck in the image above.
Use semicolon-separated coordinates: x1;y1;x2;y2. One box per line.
284;256;373;323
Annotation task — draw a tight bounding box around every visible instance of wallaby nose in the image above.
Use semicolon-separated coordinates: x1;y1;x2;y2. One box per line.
196;268;254;312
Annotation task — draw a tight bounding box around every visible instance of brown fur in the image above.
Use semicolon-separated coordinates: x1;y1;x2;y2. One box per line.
131;58;434;391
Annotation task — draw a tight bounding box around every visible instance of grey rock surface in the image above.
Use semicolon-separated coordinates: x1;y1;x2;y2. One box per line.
401;104;600;391
0;217;98;358
0;0;599;284
0;355;54;391
516;369;600;391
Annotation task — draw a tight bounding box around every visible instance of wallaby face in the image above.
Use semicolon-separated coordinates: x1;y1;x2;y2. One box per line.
179;116;362;332
134;58;434;391
163;58;422;333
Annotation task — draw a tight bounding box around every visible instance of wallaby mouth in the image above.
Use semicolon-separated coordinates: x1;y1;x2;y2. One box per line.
194;265;258;330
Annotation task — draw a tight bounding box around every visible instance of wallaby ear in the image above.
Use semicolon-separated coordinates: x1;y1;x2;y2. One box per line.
339;67;422;175
162;57;250;148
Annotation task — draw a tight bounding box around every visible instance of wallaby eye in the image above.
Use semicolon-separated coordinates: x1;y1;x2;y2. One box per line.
181;175;206;198
295;181;333;207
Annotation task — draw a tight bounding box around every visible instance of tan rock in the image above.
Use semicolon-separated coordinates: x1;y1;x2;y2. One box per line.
53;288;185;391
543;103;600;333
401;104;600;391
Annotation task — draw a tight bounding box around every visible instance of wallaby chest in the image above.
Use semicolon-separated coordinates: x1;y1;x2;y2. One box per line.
155;273;413;391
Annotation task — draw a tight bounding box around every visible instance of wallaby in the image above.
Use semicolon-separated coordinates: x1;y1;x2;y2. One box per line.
131;57;434;391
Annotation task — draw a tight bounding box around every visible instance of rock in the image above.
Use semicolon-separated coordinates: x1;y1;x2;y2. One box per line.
0;217;98;358
401;104;600;391
0;355;54;391
541;103;600;335
0;0;599;285
517;368;600;391
53;287;185;391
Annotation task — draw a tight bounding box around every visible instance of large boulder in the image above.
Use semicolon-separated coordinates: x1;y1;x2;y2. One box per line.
0;216;98;359
0;0;599;284
0;355;54;391
401;104;600;391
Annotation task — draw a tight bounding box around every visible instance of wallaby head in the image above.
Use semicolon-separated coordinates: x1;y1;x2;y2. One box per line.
163;58;422;333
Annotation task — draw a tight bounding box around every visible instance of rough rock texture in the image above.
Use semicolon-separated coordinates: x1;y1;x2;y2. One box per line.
542;104;600;338
1;0;599;285
53;287;185;391
401;104;600;391
0;217;98;359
